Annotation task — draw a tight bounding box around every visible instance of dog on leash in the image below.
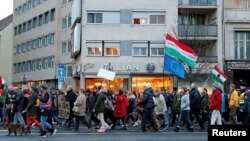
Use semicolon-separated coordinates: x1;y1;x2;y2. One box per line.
3;123;29;136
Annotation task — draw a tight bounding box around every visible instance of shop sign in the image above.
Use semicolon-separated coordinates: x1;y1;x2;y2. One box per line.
146;63;155;72
227;61;250;69
22;74;32;81
101;64;139;72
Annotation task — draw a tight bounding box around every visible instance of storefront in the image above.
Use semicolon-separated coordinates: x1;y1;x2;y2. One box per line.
226;60;250;87
81;62;174;93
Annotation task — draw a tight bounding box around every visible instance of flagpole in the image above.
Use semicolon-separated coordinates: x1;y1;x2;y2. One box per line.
203;75;210;87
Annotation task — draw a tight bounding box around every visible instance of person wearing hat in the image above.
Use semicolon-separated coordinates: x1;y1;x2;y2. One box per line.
238;81;247;123
39;85;57;137
209;82;222;125
137;83;158;132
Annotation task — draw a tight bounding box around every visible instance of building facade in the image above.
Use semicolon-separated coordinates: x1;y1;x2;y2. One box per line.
224;0;250;86
12;0;74;88
70;0;178;92
177;0;223;89
0;15;13;84
70;0;223;92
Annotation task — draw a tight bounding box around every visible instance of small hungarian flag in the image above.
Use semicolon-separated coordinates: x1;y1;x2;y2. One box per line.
164;34;198;68
210;66;228;84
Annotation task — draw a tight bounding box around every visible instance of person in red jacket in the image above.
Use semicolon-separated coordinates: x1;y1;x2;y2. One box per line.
210;82;222;125
113;89;129;129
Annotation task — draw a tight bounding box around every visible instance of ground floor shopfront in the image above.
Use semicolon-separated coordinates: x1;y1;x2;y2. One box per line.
226;60;250;87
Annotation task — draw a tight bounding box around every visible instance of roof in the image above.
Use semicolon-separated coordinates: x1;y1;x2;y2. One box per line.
0;14;13;31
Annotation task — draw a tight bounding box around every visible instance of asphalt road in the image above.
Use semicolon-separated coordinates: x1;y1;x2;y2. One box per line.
0;127;208;141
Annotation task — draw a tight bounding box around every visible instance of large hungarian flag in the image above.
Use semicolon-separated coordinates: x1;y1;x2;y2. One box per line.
164;34;198;68
210;66;228;84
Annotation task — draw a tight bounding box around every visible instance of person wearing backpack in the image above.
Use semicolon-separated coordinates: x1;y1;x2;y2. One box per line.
39;85;57;137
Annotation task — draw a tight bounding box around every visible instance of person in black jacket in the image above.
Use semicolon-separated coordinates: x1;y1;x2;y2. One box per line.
65;85;76;127
11;89;26;127
39;85;57;137
189;83;204;130
137;84;158;132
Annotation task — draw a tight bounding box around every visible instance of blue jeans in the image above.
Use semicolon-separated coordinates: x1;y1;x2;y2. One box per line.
177;110;193;128
41;116;52;131
14;112;25;125
164;110;170;125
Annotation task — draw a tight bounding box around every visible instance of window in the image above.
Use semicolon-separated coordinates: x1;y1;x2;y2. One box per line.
26;61;31;72
150;43;164;56
133;11;166;25
62;0;68;5
21;43;26;53
62;16;71;29
48;56;55;68
87;13;103;23
45;11;49;23
14;26;18;35
23;3;27;13
150;15;165;24
87;42;102;56
22;62;26;72
43;58;49;69
104;42;120;56
32;39;37;49
27;20;32;30
37;59;43;70
27;41;32;51
49;33;55;44
28;0;32;10
50;9;55;21
38;14;43;26
17;63;22;73
64;65;73;77
23;22;27;32
61;41;72;54
17;45;21;54
235;32;250;59
42;36;46;46
18;24;22;34
38;37;43;47
31;60;37;71
33;17;37;28
45;35;49;46
132;42;148;56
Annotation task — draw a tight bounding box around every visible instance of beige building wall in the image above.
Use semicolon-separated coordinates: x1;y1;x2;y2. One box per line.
0;23;13;84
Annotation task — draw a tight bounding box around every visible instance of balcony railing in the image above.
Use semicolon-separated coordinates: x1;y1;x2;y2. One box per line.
178;25;217;37
197;56;217;63
178;0;217;6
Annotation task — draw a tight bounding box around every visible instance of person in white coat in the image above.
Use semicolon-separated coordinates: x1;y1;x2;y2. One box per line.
154;90;169;127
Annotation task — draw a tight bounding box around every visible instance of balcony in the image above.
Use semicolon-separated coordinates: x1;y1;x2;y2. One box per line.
197;56;217;63
224;9;250;23
178;0;217;11
179;0;217;6
178;25;217;38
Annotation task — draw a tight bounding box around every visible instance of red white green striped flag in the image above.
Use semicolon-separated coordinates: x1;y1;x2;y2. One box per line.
210;66;228;84
164;34;198;68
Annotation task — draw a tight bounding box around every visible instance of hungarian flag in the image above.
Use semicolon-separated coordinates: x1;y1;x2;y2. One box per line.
164;34;198;68
210;66;228;84
0;75;8;101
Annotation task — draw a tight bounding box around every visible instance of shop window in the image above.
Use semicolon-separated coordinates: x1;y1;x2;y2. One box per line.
132;76;173;92
86;78;124;92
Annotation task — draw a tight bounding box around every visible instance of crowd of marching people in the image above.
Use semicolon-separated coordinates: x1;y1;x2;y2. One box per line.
0;81;250;137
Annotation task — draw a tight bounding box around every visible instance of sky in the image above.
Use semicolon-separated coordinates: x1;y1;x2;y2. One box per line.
0;0;13;20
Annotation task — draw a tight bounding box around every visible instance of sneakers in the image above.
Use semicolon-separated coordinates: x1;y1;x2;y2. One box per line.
39;131;47;137
52;129;57;136
97;127;106;133
104;123;109;130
